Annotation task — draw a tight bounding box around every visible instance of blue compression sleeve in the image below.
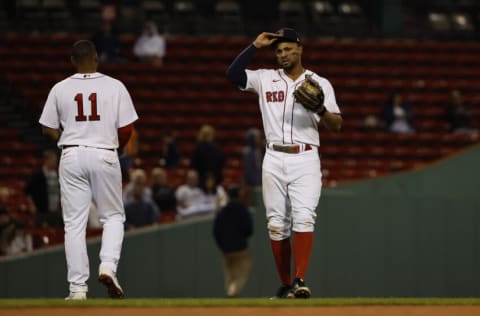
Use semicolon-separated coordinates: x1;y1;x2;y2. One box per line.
226;44;257;88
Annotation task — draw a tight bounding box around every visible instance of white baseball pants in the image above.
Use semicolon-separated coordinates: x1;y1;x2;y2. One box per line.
262;147;322;241
59;146;125;293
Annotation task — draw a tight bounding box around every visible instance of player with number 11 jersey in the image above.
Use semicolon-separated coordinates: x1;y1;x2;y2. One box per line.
39;40;138;300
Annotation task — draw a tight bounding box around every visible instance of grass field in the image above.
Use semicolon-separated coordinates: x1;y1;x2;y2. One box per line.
2;297;480;308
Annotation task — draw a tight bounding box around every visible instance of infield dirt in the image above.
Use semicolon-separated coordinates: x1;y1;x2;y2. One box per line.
3;306;480;316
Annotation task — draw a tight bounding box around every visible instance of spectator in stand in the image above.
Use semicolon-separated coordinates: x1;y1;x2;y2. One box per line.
133;21;166;66
381;92;415;134
119;127;139;181
124;179;158;230
175;169;207;218
0;187;11;211
4;221;33;256
361;114;384;131
123;169;159;220
242;128;264;205
0;207;15;256
91;21;125;63
0;188;32;256
201;172;228;214
24;149;63;228
151;167;176;214
446;89;477;134
159;129;180;168
213;185;253;297
191;124;225;189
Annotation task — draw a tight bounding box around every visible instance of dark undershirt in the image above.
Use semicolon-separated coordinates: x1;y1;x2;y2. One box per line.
225;44;257;88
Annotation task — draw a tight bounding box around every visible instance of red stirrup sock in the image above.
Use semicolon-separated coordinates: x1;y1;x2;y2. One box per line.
270;238;292;285
293;232;314;280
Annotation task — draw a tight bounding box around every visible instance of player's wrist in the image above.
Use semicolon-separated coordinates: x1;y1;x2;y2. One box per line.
317;105;327;116
252;41;262;49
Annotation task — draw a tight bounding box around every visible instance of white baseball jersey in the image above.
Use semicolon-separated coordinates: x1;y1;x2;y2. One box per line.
39;72;138;149
242;69;340;146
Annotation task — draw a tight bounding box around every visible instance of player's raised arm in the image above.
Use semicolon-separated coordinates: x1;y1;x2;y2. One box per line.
226;32;280;88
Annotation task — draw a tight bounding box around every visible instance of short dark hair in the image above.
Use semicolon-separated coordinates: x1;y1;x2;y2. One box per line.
72;40;97;63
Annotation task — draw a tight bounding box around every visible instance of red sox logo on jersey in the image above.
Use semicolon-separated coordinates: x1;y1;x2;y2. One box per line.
265;91;285;102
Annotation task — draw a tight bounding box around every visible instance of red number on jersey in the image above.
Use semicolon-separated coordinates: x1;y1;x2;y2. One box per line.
88;93;100;121
74;93;87;121
74;93;101;121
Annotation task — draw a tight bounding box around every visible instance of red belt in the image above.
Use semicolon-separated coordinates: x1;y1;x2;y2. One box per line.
270;143;313;154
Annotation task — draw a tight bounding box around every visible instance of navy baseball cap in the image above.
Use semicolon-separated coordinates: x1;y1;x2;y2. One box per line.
274;27;301;44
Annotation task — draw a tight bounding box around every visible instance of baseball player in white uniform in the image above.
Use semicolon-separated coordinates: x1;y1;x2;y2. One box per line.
39;40;138;300
226;28;342;298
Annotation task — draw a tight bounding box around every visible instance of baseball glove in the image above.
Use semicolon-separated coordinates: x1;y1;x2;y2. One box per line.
293;75;325;112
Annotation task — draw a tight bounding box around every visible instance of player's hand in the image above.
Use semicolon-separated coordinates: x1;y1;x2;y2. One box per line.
253;32;280;49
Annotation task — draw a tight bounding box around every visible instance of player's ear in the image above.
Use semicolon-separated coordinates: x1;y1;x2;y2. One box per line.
93;52;99;64
297;44;303;54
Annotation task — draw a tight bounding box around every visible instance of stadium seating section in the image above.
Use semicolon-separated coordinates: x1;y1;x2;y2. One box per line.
1;1;478;39
0;0;479;250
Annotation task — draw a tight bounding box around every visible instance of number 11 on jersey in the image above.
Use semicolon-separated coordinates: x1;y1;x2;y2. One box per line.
74;93;100;121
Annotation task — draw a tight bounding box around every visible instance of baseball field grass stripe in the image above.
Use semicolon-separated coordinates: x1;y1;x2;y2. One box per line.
2;298;480;308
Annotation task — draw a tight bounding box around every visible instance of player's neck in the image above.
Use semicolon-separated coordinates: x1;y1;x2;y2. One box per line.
76;69;97;74
284;65;305;81
76;64;98;74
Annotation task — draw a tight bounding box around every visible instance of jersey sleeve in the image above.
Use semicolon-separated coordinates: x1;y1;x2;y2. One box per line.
39;85;60;129
117;81;139;128
321;78;341;114
241;69;262;94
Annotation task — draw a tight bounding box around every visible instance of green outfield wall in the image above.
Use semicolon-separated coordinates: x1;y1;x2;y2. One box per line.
1;145;479;298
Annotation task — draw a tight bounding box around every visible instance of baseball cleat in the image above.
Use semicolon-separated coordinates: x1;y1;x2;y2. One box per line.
291;278;311;298
98;267;124;298
270;284;294;299
65;292;87;300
